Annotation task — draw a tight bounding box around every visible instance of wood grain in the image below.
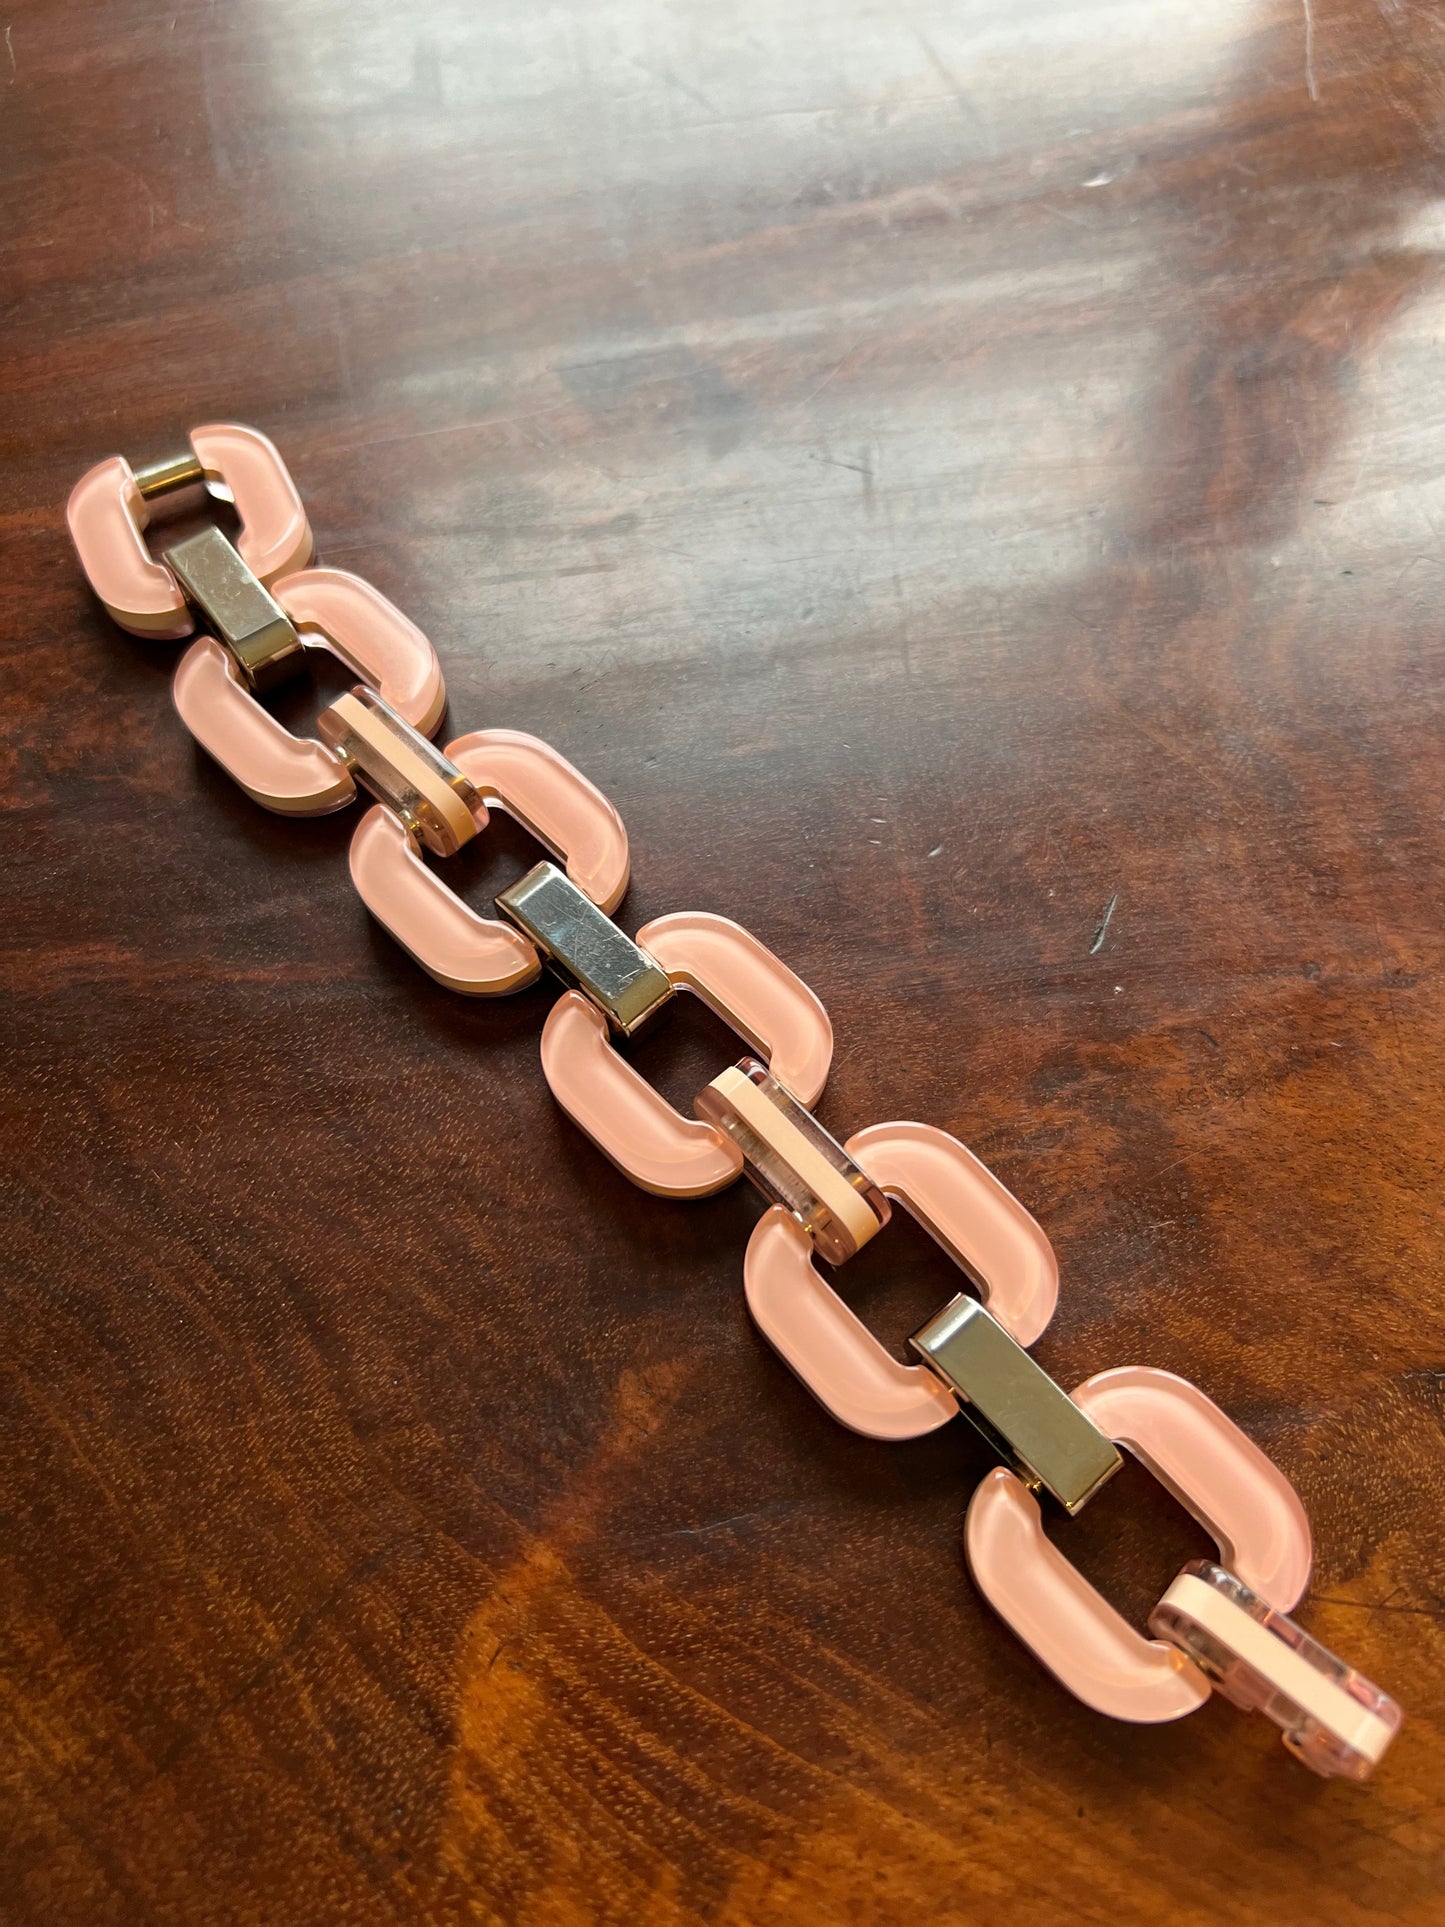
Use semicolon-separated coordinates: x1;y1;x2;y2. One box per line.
3;0;1443;1920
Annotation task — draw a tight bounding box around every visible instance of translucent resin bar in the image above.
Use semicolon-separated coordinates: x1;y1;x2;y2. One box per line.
1150;1561;1402;1779
318;686;481;856
694;1058;889;1263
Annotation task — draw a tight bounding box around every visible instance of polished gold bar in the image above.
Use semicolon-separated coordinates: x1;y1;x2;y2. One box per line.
133;450;206;500
496;861;672;1035
163;525;303;692
911;1295;1122;1514
317;687;480;856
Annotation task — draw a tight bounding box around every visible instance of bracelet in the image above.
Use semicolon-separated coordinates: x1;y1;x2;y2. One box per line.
68;422;1404;1782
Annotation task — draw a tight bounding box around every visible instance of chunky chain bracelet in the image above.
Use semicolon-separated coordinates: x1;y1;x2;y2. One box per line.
68;423;1404;1782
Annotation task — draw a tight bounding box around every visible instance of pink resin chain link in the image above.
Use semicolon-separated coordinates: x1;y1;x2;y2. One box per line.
68;425;1404;1783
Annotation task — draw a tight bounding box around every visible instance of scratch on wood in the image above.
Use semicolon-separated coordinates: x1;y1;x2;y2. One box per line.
1302;0;1319;101
1372;914;1406;1066
1089;892;1119;955
1310;1596;1440;1619
672;1510;763;1537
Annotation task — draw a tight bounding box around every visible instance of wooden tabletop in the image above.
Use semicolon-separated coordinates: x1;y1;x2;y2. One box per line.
4;1;1443;1921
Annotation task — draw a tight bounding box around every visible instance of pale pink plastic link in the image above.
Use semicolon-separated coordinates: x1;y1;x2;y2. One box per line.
348;730;630;996
275;571;445;737
539;913;833;1198
350;810;540;994
189;425;311;584
172;569;445;815
965;1366;1315;1721
66;458;189;639
638;913;833;1107
542;993;745;1195
1072;1367;1313;1610
451;730;630;914
852;1122;1059;1347
745;1207;957;1437
172;639;354;815
743;1120;1060;1440
967;1469;1212;1723
66;423;313;637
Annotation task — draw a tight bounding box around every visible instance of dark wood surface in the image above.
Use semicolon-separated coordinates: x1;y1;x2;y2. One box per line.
4;1;1444;1920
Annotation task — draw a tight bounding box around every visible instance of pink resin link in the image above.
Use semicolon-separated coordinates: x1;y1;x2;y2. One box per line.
349;730;630;996
743;1120;1059;1440
638;913;833;1106
275;571;446;738
191;425;312;585
745;1207;957;1437
965;1367;1315;1721
172;639;353;814
450;730;629;914
540;913;833;1198
67;458;189;638
66;423;312;637
543;993;744;1195
172;569;445;815
851;1122;1058;1347
1072;1367;1313;1610
967;1468;1212;1722
351;809;540;994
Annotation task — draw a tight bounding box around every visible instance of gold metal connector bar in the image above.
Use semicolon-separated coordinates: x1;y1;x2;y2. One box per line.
496;861;673;1035
162;524;304;692
132;450;207;500
317;687;480;856
911;1295;1122;1514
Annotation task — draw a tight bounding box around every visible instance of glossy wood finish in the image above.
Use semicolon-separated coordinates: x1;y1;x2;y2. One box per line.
3;1;1444;1920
